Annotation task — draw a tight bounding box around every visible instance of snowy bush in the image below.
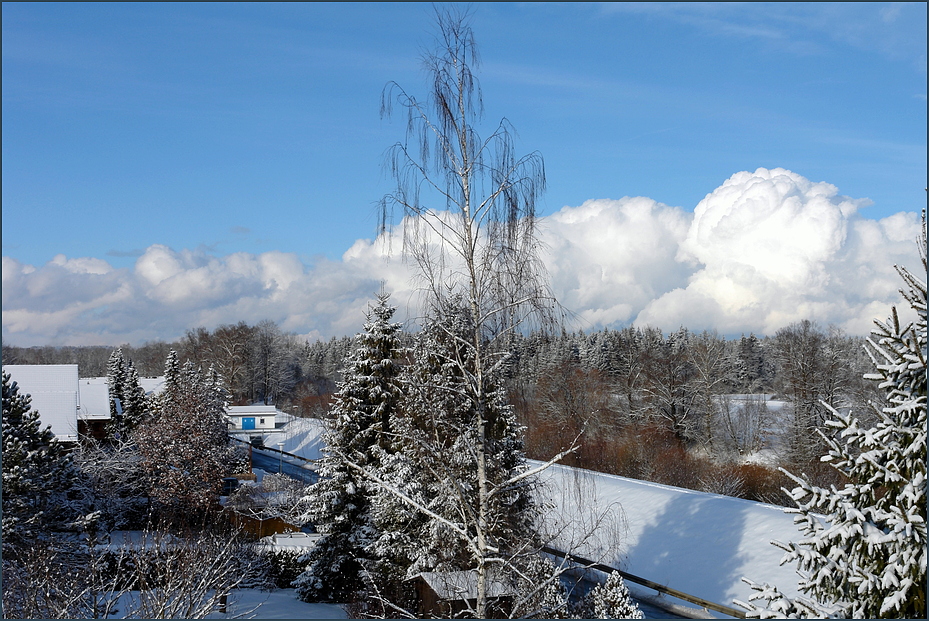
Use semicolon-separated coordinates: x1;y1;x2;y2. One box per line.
576;571;644;619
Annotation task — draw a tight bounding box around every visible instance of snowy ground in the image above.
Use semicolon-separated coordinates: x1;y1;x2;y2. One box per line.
103;588;345;619
234;416;328;461
203;589;346;619
535;462;807;617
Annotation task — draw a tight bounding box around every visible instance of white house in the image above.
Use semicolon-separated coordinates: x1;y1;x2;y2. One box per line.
227;405;280;434
2;364;80;442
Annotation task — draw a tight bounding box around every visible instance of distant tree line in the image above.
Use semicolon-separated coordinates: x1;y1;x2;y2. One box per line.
2;321;361;416
3;315;881;501
503;322;881;503
506;322;878;454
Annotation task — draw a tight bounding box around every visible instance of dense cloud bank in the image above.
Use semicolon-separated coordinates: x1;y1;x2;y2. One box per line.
2;169;922;346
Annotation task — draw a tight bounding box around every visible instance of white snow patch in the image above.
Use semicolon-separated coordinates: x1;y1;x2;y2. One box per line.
268;417;327;461
203;589;346;619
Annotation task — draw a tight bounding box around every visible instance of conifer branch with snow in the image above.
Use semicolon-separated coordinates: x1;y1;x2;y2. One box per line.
737;213;927;618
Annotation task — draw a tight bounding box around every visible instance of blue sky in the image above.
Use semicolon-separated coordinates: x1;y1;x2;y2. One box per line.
2;3;926;345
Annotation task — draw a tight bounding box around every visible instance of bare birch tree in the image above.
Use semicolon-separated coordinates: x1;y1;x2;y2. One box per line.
376;8;561;617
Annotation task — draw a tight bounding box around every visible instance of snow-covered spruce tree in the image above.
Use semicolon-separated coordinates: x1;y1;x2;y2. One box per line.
105;347;149;438
364;305;538;586
106;347;128;419
737;219;927;618
294;293;405;603
132;353;239;526
510;555;572;619
576;571;644;619
2;371;80;549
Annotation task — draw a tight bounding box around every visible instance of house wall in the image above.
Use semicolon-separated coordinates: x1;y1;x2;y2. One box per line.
229;512;299;539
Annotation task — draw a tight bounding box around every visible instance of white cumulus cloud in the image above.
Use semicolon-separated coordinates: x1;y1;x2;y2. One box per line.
633;168;921;335
1;168;922;346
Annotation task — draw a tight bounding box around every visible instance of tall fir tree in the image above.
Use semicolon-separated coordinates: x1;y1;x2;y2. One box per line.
361;301;542;612
105;347;148;438
738;217;927;619
2;371;79;549
121;358;149;430
294;293;405;603
106;348;128;420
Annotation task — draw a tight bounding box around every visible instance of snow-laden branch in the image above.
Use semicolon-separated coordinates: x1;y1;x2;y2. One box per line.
334;447;483;560
495;443;580;498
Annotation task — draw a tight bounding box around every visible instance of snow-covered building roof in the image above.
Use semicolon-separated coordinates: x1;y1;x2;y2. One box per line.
138;376;166;396
78;376;167;422
228;405;280;417
78;378;112;420
256;531;321;554
3;364;79;442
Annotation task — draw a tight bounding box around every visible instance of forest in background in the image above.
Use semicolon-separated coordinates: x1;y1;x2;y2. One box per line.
2;316;879;506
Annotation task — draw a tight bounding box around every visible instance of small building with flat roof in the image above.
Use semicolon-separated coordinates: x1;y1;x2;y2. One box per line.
227;405;280;434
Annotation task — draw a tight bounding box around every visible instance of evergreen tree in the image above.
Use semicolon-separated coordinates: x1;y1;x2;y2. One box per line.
2;371;79;548
579;571;644;619
105;347;148;438
120;358;149;431
374;306;536;565
294;293;405;603
738;218;927;618
356;301;548;616
106;348;128;420
737;333;767;392
510;555;571;618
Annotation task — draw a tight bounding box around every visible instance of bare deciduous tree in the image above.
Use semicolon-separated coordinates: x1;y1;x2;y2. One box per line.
1;528;263;619
376;9;562;616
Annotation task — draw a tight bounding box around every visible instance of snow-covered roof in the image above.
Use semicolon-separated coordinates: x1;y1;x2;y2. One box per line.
256;531;321;553
138;376;166;396
228;405;279;416
536;462;811;613
78;376;166;421
410;570;513;601
92;529;179;552
3;364;79;441
79;378;111;420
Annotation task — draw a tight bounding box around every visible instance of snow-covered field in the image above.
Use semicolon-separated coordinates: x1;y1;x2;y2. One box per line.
245;416;328;461
535;462;806;616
